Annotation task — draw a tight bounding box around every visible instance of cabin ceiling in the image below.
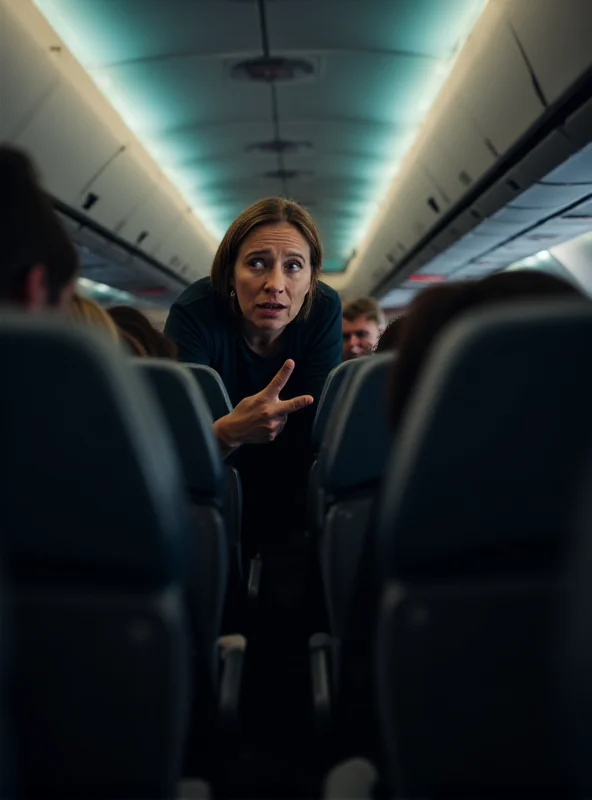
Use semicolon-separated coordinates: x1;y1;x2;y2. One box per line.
35;0;486;275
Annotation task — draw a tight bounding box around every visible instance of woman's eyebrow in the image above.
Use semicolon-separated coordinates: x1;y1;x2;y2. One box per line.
244;248;272;259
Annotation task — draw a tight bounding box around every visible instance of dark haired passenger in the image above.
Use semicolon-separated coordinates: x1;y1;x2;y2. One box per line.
0;145;77;310
108;305;177;359
390;270;585;429
375;315;405;353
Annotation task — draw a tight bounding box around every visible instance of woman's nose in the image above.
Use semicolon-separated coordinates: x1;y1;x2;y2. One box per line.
264;264;285;293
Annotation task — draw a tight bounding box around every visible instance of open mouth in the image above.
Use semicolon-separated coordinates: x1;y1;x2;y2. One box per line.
256;302;286;309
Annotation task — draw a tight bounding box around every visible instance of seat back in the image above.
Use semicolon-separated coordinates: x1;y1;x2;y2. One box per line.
135;360;229;646
0;316;193;799
185;364;233;420
555;470;592;797
135;361;224;504
317;354;394;640
308;357;383;533
183;364;242;577
374;301;592;796
312;358;369;453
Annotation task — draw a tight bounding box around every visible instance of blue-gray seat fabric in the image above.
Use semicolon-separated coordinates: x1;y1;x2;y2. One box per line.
135;360;229;645
317;354;395;645
183;363;243;580
186;364;233;421
0;315;192;799
319;353;394;498
135;360;224;504
312;358;370;454
373;301;592;796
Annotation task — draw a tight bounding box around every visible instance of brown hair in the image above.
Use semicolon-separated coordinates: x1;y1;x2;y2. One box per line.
0;145;78;304
375;315;405;353
210;197;322;319
108;305;177;359
70;294;120;342
342;296;386;329
120;331;148;356
390;270;584;429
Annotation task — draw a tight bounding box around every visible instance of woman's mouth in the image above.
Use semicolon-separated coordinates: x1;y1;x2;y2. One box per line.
256;302;286;317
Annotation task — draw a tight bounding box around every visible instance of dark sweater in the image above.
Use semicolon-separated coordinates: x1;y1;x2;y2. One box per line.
165;278;342;540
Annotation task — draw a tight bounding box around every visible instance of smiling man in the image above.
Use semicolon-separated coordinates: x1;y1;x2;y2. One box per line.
341;296;386;360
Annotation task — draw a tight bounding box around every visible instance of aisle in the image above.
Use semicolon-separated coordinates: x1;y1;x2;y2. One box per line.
218;527;327;799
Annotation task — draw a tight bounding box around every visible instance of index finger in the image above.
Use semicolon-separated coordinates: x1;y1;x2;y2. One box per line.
275;394;314;415
262;359;295;399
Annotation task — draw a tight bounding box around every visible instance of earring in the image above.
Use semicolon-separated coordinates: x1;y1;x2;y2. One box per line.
230;289;236;297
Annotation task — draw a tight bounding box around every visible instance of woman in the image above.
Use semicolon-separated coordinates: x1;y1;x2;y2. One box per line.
165;197;341;455
165;197;342;554
108;305;178;359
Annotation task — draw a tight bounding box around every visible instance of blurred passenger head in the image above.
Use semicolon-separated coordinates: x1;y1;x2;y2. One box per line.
210;197;322;329
120;331;148;356
342;296;386;360
390;269;585;429
70;294;120;342
0;145;78;311
108;305;177;358
375;314;405;353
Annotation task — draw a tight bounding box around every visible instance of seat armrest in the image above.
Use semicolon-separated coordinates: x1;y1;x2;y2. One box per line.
309;632;332;733
247;557;262;606
217;634;246;732
323;758;378;800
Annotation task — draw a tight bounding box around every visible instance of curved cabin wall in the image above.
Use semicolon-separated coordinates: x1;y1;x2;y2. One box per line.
0;0;217;286
345;0;592;299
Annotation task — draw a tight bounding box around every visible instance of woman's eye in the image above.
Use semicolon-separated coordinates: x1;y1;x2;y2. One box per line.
286;261;303;272
249;259;265;269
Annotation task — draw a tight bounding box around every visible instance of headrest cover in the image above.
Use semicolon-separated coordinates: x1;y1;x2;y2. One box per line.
185;364;232;420
136;361;223;500
0;314;191;586
377;300;592;574
312;357;371;451
321;353;395;495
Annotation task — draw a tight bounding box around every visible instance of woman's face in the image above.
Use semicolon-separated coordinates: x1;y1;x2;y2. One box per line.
232;222;313;335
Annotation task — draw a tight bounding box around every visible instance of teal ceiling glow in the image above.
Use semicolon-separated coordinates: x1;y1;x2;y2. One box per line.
35;0;487;273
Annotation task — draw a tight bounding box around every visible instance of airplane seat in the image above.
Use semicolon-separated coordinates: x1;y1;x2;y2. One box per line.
309;354;394;738
319;353;395;640
185;363;232;422
308;357;372;534
0;316;194;799
311;358;369;455
134;360;233;635
556;468;592;797
372;300;592;796
184;363;249;593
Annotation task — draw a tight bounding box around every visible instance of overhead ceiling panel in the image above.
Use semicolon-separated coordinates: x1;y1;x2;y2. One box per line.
34;0;261;67
275;52;439;128
34;0;487;272
267;0;482;57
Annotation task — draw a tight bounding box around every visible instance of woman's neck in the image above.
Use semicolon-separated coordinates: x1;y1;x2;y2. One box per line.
242;320;285;356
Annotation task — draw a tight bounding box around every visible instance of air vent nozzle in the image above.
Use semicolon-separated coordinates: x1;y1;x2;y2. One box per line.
230;56;315;83
264;169;313;181
247;139;313;154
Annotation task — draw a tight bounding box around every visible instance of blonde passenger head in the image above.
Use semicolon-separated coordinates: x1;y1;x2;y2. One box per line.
69;294;120;343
